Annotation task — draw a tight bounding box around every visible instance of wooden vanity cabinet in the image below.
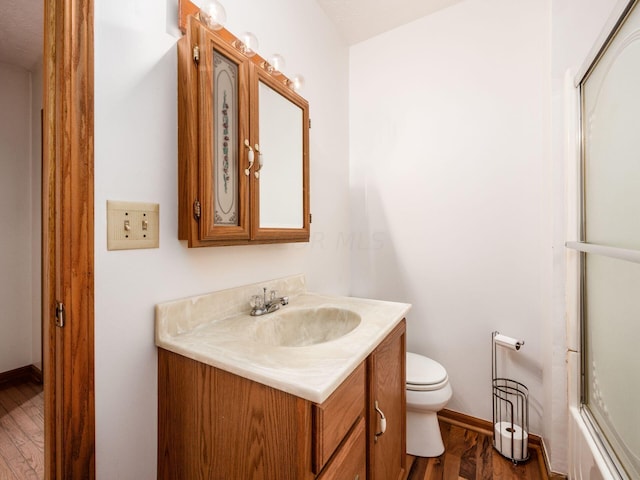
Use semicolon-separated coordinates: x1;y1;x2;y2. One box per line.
157;320;405;480
177;16;310;247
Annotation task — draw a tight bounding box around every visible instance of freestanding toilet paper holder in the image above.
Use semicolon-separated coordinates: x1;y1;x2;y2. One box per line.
491;331;530;463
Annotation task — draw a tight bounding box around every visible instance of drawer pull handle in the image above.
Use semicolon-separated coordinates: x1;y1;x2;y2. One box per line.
374;400;387;443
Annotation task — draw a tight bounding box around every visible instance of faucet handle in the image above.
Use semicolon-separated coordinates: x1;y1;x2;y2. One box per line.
280;296;289;305
250;294;264;309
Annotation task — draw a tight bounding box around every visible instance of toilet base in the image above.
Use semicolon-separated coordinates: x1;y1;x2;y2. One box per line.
406;410;445;457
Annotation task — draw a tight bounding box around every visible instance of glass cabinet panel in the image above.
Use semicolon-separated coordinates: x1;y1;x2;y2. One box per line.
213;51;239;226
197;28;250;242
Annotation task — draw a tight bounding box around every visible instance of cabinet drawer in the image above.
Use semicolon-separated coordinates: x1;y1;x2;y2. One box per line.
312;362;365;473
318;417;366;480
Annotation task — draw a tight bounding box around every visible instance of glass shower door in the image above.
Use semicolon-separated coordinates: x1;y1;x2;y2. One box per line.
579;1;640;476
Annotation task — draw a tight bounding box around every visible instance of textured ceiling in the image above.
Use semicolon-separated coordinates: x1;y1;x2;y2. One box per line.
316;0;465;45
0;0;43;71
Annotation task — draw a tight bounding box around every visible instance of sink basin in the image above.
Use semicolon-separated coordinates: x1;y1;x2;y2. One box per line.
253;307;361;347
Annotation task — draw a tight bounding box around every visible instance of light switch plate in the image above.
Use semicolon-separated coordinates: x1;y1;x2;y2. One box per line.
107;200;159;251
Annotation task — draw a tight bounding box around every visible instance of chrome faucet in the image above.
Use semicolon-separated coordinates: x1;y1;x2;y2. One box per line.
250;288;289;316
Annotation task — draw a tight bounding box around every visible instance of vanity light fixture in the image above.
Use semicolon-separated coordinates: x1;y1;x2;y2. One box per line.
233;31;259;57
198;0;227;30
194;8;303;89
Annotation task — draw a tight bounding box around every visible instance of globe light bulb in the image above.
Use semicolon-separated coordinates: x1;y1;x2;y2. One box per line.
236;32;259;57
291;74;305;92
199;0;226;31
268;54;286;75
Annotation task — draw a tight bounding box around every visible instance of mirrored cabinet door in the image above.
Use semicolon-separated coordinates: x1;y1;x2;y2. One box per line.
251;68;310;242
198;27;251;241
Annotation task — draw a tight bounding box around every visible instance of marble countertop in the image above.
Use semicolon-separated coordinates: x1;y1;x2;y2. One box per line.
155;275;411;404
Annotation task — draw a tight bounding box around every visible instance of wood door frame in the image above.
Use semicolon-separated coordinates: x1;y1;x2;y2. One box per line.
43;0;95;478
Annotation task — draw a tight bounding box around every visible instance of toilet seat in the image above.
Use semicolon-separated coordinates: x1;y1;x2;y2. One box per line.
406;352;449;392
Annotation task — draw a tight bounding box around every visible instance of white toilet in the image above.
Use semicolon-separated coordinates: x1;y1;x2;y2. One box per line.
406;351;453;457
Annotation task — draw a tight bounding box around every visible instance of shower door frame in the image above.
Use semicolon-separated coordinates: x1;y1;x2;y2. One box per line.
568;0;640;478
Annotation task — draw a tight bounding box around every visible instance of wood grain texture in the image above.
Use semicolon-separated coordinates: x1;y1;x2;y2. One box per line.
159;324;407;479
437;409;567;479
178;0;198;33
177;20;198;241
42;0;57;476
0;380;44;479
197;25;251;242
158;349;315;480
177;16;311;247
404;417;564;480
317;418;367;480
312;362;365;473
43;0;95;477
368;320;407;480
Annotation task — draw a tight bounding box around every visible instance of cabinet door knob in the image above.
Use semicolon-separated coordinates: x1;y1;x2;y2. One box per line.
374;400;387;443
244;139;254;176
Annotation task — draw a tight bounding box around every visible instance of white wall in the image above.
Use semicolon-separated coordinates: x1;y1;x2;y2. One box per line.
93;0;349;477
350;0;624;475
350;0;552;454
0;63;36;374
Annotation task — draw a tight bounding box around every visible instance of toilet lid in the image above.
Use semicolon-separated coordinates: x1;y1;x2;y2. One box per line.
406;352;447;386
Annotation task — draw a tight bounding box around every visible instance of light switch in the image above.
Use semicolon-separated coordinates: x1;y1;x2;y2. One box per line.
107;200;159;250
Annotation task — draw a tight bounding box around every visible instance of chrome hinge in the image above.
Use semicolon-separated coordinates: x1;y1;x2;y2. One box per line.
193;199;201;220
55;302;65;328
193;45;200;65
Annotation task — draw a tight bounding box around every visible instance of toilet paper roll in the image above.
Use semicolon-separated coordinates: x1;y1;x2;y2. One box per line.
494;333;524;351
494;421;528;461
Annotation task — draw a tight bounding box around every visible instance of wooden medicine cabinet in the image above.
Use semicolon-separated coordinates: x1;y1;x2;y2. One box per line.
178;16;310;247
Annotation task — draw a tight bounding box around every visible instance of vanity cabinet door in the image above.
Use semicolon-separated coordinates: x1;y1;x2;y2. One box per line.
196;26;251;242
367;320;406;480
250;67;310;243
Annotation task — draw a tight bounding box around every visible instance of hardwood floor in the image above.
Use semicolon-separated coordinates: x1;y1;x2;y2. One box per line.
406;418;549;480
0;380;44;479
0;378;555;480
